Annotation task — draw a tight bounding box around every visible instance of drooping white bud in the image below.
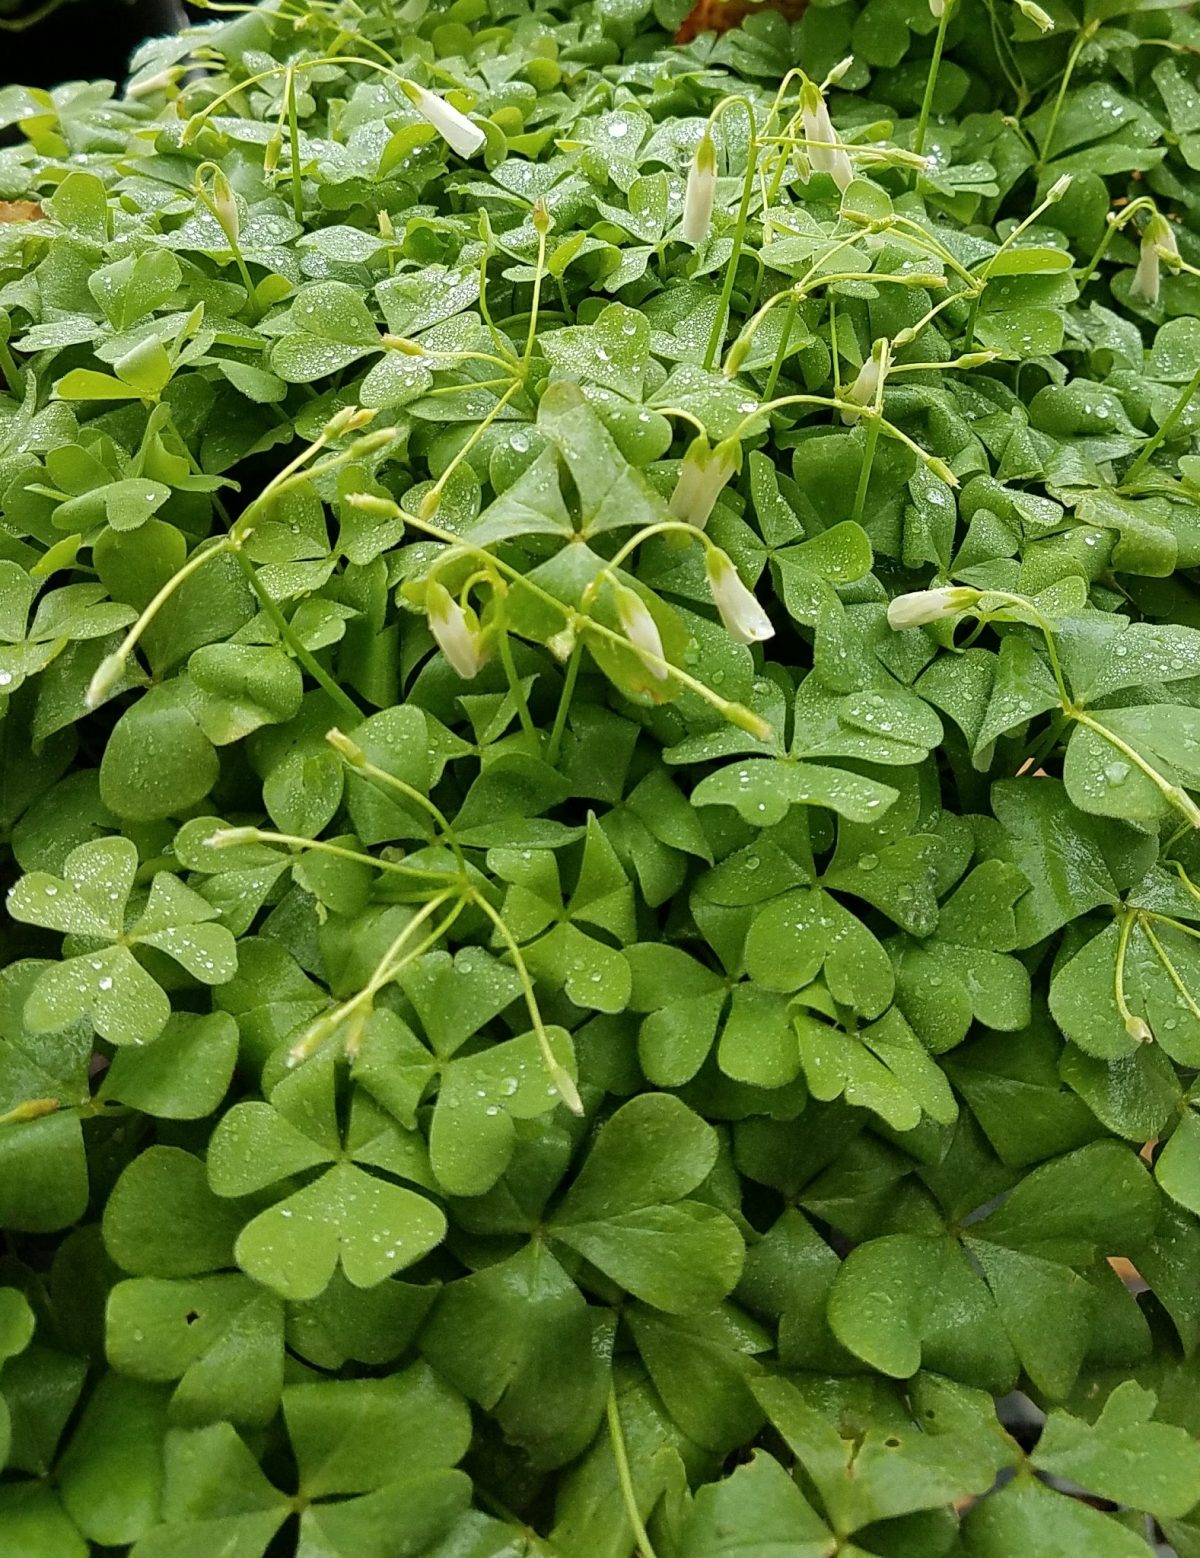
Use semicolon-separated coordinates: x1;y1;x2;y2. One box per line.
886;585;979;629
668;436;742;530
800;79;854;193
1014;0;1054;30
426;582;487;678
681;131;717;247
400;80;486;160
841;338;889;424
929;0;946;15
1132;215;1177;306
705;550;774;646
614;584;668;680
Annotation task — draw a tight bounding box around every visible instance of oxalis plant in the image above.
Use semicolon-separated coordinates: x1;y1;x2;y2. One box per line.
7;0;1200;1552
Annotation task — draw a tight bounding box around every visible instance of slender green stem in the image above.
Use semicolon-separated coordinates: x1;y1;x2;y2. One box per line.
1140;918;1200;1024
1124;361;1200;485
763;292;799;400
422;380;523;514
1073;710;1200;828
1038;21;1099;172
108;538;231;669
704;99;759;371
607;1389;659;1558
914;1;952;158
1113;909;1143;1037
546;641;582;766
232;549;361;724
470;889;583;1114
853;417;881;525
326;730;470;869
524;220;549;367
496;620;539;750
216;828;453;880
286;68;303;225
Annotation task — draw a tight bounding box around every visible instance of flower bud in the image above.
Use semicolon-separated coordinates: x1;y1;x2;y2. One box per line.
886;585;979;629
86;651;127;710
1014;0;1054;30
824;56;855;88
614;584;668;681
263;131;282;174
705;549;774;646
841;338;888;424
929;0;945;15
668;435;742;530
1046;173;1073;203
400;79;486;160
800;79;854;193
210;167;239;245
531;198;553;236
681;131;717;247
325;405;376;438
348;492;403;519
427;581;487;678
1124;1014;1153;1043
547;626;577;661
326;727;366;765
1133;225;1165;304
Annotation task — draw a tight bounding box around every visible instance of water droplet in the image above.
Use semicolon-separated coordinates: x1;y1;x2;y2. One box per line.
858;853;880;872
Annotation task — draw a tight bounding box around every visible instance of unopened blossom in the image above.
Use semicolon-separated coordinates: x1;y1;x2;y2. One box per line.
400;80;486;159
615;584;668;680
1132;212;1179;306
886;585;979;630
705;550;774;645
841;338;888;424
800;78;854;192
426;582;487;678
209;168;239;245
1014;0;1054;30
668;435;741;530
681;131;717;246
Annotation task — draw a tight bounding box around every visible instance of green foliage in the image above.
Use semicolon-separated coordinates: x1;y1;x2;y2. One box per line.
1;0;1200;1551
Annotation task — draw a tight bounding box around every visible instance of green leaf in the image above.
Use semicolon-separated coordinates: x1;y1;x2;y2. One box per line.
106;1275;284;1428
681;1451;833;1558
963;1473;1150;1557
234;1162;446;1301
420;1243;612;1469
1032;1380;1200;1519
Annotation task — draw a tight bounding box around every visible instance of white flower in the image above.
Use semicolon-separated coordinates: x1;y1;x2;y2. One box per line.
1132;237;1161;305
426;582;487;677
615;584;668;680
400;80;486;160
886;586;979;630
705;550;774;645
841;338;888;424
1132;216;1178;306
681;131;717;247
800;80;854;192
668;435;741;530
1014;0;1054;31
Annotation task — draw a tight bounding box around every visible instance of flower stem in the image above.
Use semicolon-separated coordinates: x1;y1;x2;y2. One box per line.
914;2;951;158
606;1389;659;1558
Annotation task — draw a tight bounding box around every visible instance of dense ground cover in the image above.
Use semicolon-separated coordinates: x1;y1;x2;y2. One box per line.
4;0;1200;1551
